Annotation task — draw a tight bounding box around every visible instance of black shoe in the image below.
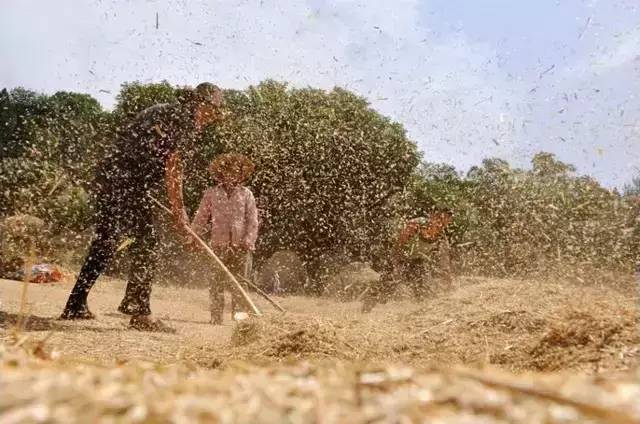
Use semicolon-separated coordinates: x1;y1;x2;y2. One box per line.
117;302;136;315
60;307;95;320
361;300;376;313
129;315;176;333
210;314;223;325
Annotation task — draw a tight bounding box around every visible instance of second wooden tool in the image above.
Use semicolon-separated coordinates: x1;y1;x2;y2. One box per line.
149;195;262;317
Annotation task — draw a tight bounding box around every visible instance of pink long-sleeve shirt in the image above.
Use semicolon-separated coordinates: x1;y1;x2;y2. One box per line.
191;185;259;250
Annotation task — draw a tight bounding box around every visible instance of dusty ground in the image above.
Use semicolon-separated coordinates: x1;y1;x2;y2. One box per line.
0;275;637;371
1;274;639;423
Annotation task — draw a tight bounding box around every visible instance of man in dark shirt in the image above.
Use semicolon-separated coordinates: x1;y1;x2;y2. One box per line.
60;82;223;332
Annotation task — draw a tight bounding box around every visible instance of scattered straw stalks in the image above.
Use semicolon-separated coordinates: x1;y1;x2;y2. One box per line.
225;314;363;363
1;273;639;422
2;340;639;424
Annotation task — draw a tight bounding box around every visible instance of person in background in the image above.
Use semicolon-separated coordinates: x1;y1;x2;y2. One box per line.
362;206;454;313
60;83;225;332
191;153;259;325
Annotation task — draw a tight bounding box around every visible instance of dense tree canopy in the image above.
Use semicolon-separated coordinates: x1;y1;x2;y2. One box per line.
2;81;420;269
207;81;420;264
1;82;637;283
0;88;108;230
113;81;176;119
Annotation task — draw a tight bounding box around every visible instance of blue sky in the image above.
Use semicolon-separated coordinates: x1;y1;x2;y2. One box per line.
1;0;638;189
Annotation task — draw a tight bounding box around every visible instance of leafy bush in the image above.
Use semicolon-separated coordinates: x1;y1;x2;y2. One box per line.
203;81;419;271
1;82;635;284
407;153;637;276
0;88;105;244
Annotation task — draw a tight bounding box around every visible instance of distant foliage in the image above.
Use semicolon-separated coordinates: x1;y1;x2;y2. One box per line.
0;82;636;280
0;88;48;159
624;174;640;197
405;153;637;276
113;81;176;119
0;88;108;231
205;81;420;267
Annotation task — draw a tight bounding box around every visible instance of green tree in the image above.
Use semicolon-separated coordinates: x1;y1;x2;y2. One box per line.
200;81;419;269
98;80;419;284
113;81;176;119
35;91;111;184
0;88;48;159
531;151;576;177
458;154;633;276
624;173;640;197
0;88;107;231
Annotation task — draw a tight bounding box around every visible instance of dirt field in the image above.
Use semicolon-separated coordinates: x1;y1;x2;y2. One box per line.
1;274;639;422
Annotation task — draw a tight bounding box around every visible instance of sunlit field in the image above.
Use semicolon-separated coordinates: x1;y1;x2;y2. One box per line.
2;0;640;422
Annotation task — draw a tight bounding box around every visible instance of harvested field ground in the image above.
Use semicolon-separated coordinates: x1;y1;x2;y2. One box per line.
1;275;639;423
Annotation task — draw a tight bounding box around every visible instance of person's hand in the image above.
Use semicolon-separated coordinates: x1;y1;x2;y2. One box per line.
175;222;190;241
184;236;199;252
174;210;190;231
239;240;253;251
169;210;189;237
180;227;203;253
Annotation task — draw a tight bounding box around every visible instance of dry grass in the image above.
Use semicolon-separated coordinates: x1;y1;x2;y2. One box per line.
196;276;639;374
228;314;362;362
0;274;639;422
2;341;639;424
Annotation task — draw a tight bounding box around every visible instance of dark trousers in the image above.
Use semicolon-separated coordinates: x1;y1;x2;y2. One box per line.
363;239;452;311
209;247;252;321
63;198;157;316
363;258;427;307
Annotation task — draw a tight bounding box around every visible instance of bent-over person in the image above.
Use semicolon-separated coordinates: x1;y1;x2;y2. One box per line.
362;206;454;313
60;83;225;332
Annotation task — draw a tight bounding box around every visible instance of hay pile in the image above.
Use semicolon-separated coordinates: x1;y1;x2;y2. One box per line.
223;314;364;363
1;274;639;422
1;274;635;374
2;341;639;424
389;278;639;372
186;277;640;373
527;308;639;371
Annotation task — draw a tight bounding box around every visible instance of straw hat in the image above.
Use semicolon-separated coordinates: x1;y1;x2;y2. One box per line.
208;153;255;183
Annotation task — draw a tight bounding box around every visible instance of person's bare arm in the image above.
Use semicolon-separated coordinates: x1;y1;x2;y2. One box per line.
391;221;418;268
165;152;190;233
191;189;213;237
396;221;418;253
241;189;259;251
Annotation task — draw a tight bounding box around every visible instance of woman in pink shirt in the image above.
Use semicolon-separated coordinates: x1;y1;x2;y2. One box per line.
191;153;259;324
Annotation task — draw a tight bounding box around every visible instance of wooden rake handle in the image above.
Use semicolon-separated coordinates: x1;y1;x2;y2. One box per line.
235;274;286;313
148;195;262;317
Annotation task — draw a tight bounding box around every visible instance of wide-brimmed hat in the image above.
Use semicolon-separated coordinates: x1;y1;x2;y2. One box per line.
208;153;255;183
